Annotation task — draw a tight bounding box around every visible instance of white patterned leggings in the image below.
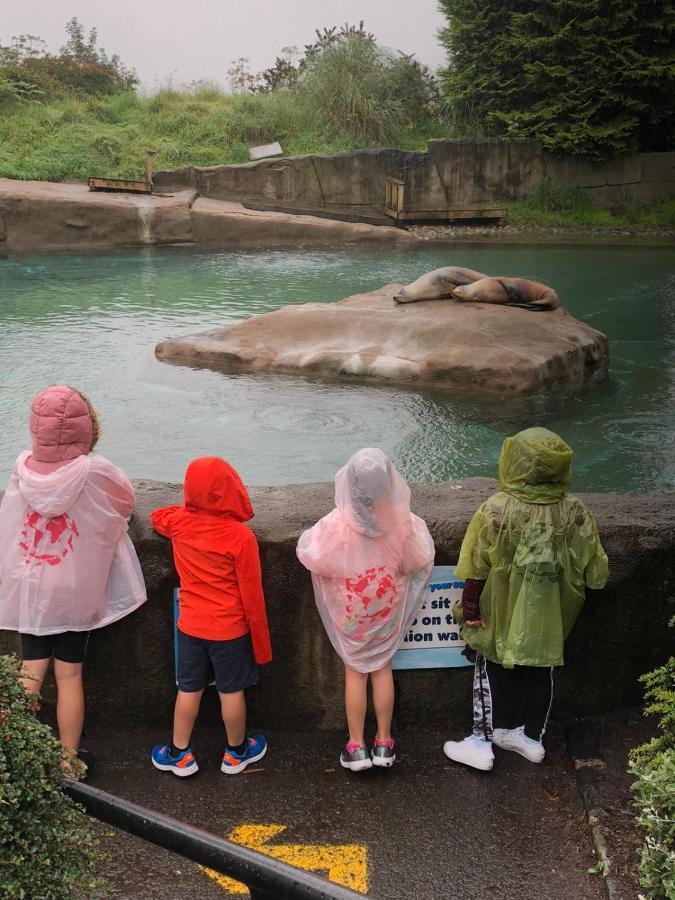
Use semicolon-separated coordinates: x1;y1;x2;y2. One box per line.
472;654;554;743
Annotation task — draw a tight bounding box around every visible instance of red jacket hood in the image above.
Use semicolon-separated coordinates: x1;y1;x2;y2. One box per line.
183;457;253;521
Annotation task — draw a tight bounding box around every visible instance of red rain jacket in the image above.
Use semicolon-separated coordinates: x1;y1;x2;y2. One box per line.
151;457;272;664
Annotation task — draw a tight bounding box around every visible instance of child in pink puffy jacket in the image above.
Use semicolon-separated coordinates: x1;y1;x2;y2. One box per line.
0;386;147;775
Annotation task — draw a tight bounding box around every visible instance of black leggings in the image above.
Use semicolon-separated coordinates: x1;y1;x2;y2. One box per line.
472;654;554;742
21;631;90;664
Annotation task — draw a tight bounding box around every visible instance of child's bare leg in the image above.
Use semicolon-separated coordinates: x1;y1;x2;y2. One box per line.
173;689;203;749
53;660;85;752
21;657;49;699
370;663;394;741
344;666;368;745
219;690;246;747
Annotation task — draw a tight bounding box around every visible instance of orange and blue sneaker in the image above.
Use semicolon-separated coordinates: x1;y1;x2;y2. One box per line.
151;743;199;777
221;735;267;775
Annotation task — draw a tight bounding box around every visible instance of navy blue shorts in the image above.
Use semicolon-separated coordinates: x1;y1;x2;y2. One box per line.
176;630;258;694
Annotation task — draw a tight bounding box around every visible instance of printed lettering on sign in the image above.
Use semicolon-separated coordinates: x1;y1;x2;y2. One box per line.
392;565;472;669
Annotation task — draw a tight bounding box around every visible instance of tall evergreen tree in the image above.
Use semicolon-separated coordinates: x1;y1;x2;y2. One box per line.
438;0;675;159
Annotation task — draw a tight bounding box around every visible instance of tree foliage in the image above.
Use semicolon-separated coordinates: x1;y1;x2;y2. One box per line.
438;0;675;159
0;17;137;105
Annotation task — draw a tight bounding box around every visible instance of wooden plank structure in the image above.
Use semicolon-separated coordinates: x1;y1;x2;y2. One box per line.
384;176;506;224
88;150;156;194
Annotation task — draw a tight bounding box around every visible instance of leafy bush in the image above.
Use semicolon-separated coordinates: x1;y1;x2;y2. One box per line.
0;654;102;899
629;656;675;899
0;17;137;102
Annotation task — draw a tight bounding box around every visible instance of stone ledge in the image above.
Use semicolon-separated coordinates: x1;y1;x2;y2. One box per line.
0;179;408;251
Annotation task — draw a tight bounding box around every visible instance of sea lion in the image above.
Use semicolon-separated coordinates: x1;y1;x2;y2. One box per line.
393;266;488;303
452;277;559;310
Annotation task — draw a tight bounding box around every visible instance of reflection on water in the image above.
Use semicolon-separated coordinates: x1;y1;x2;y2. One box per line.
0;242;673;491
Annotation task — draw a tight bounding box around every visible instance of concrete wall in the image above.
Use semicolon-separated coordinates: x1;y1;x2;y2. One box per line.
154;141;675;215
2;479;673;736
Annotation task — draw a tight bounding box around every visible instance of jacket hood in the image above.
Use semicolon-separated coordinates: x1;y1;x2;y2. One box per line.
16;451;91;517
30;385;93;463
184;457;253;520
498;427;572;505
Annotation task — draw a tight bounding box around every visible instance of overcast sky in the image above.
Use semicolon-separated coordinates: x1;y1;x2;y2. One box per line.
2;1;447;91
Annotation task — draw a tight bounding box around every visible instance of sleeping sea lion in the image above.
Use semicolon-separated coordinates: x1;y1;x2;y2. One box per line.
452;277;559;310
393;266;488;303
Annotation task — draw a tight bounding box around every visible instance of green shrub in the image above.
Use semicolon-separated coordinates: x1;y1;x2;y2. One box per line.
297;34;407;144
629;656;675;899
0;655;102;899
529;178;589;214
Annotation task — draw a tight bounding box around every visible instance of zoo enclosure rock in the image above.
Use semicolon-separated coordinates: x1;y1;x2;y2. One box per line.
0;179;408;252
1;480;672;735
155;284;609;394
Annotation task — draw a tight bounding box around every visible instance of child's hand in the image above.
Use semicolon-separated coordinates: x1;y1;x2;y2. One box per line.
466;619;486;628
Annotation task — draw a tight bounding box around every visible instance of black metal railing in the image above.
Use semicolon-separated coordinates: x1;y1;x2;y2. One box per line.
64;781;371;900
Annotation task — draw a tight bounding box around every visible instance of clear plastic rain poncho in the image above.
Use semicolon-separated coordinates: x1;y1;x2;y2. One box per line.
454;428;608;668
0;452;147;635
297;448;435;673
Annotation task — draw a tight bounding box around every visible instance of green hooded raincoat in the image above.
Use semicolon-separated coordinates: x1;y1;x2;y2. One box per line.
454;428;608;668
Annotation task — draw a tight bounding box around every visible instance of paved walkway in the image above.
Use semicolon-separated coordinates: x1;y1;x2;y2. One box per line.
87;725;603;900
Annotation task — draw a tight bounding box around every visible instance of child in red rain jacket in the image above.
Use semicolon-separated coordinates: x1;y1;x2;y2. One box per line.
150;457;271;777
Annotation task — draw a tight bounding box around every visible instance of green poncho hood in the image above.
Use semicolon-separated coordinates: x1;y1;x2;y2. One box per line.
498;427;572;505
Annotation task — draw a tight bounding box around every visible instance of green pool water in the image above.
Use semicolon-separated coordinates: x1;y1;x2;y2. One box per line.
0;241;673;492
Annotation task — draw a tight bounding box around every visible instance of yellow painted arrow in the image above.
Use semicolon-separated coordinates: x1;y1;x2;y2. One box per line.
203;823;368;895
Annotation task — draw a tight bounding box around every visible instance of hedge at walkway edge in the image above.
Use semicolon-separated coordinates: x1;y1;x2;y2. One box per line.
0;654;103;900
629;654;675;899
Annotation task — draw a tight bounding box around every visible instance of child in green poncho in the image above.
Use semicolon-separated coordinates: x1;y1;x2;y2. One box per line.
443;427;608;772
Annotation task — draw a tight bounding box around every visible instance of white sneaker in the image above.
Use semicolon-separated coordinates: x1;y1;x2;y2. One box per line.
492;726;545;763
443;735;494;771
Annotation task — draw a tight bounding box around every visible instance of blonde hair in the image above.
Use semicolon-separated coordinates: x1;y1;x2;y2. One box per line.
67;387;101;452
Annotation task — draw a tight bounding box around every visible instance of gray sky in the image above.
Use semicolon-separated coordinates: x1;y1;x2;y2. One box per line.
2;1;447;91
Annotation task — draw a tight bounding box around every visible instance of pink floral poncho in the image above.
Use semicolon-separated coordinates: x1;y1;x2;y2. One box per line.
297;448;434;673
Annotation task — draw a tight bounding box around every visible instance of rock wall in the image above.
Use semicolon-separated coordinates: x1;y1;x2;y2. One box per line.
154;141;675;215
1;480;672;736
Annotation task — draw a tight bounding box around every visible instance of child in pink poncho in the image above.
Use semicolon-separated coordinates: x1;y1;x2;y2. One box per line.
0;386;147;774
297;448;434;771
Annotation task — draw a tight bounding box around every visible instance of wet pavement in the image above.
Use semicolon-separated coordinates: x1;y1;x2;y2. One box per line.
87;725;603;900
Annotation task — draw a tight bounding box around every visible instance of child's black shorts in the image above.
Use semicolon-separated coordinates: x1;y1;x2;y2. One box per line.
176;630;258;694
21;631;90;664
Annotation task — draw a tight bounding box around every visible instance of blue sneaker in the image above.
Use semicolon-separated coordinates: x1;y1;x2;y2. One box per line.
221;735;267;774
151;743;199;777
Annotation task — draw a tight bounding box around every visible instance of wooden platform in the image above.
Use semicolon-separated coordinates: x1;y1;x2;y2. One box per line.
384;176;506;223
88;177;152;194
